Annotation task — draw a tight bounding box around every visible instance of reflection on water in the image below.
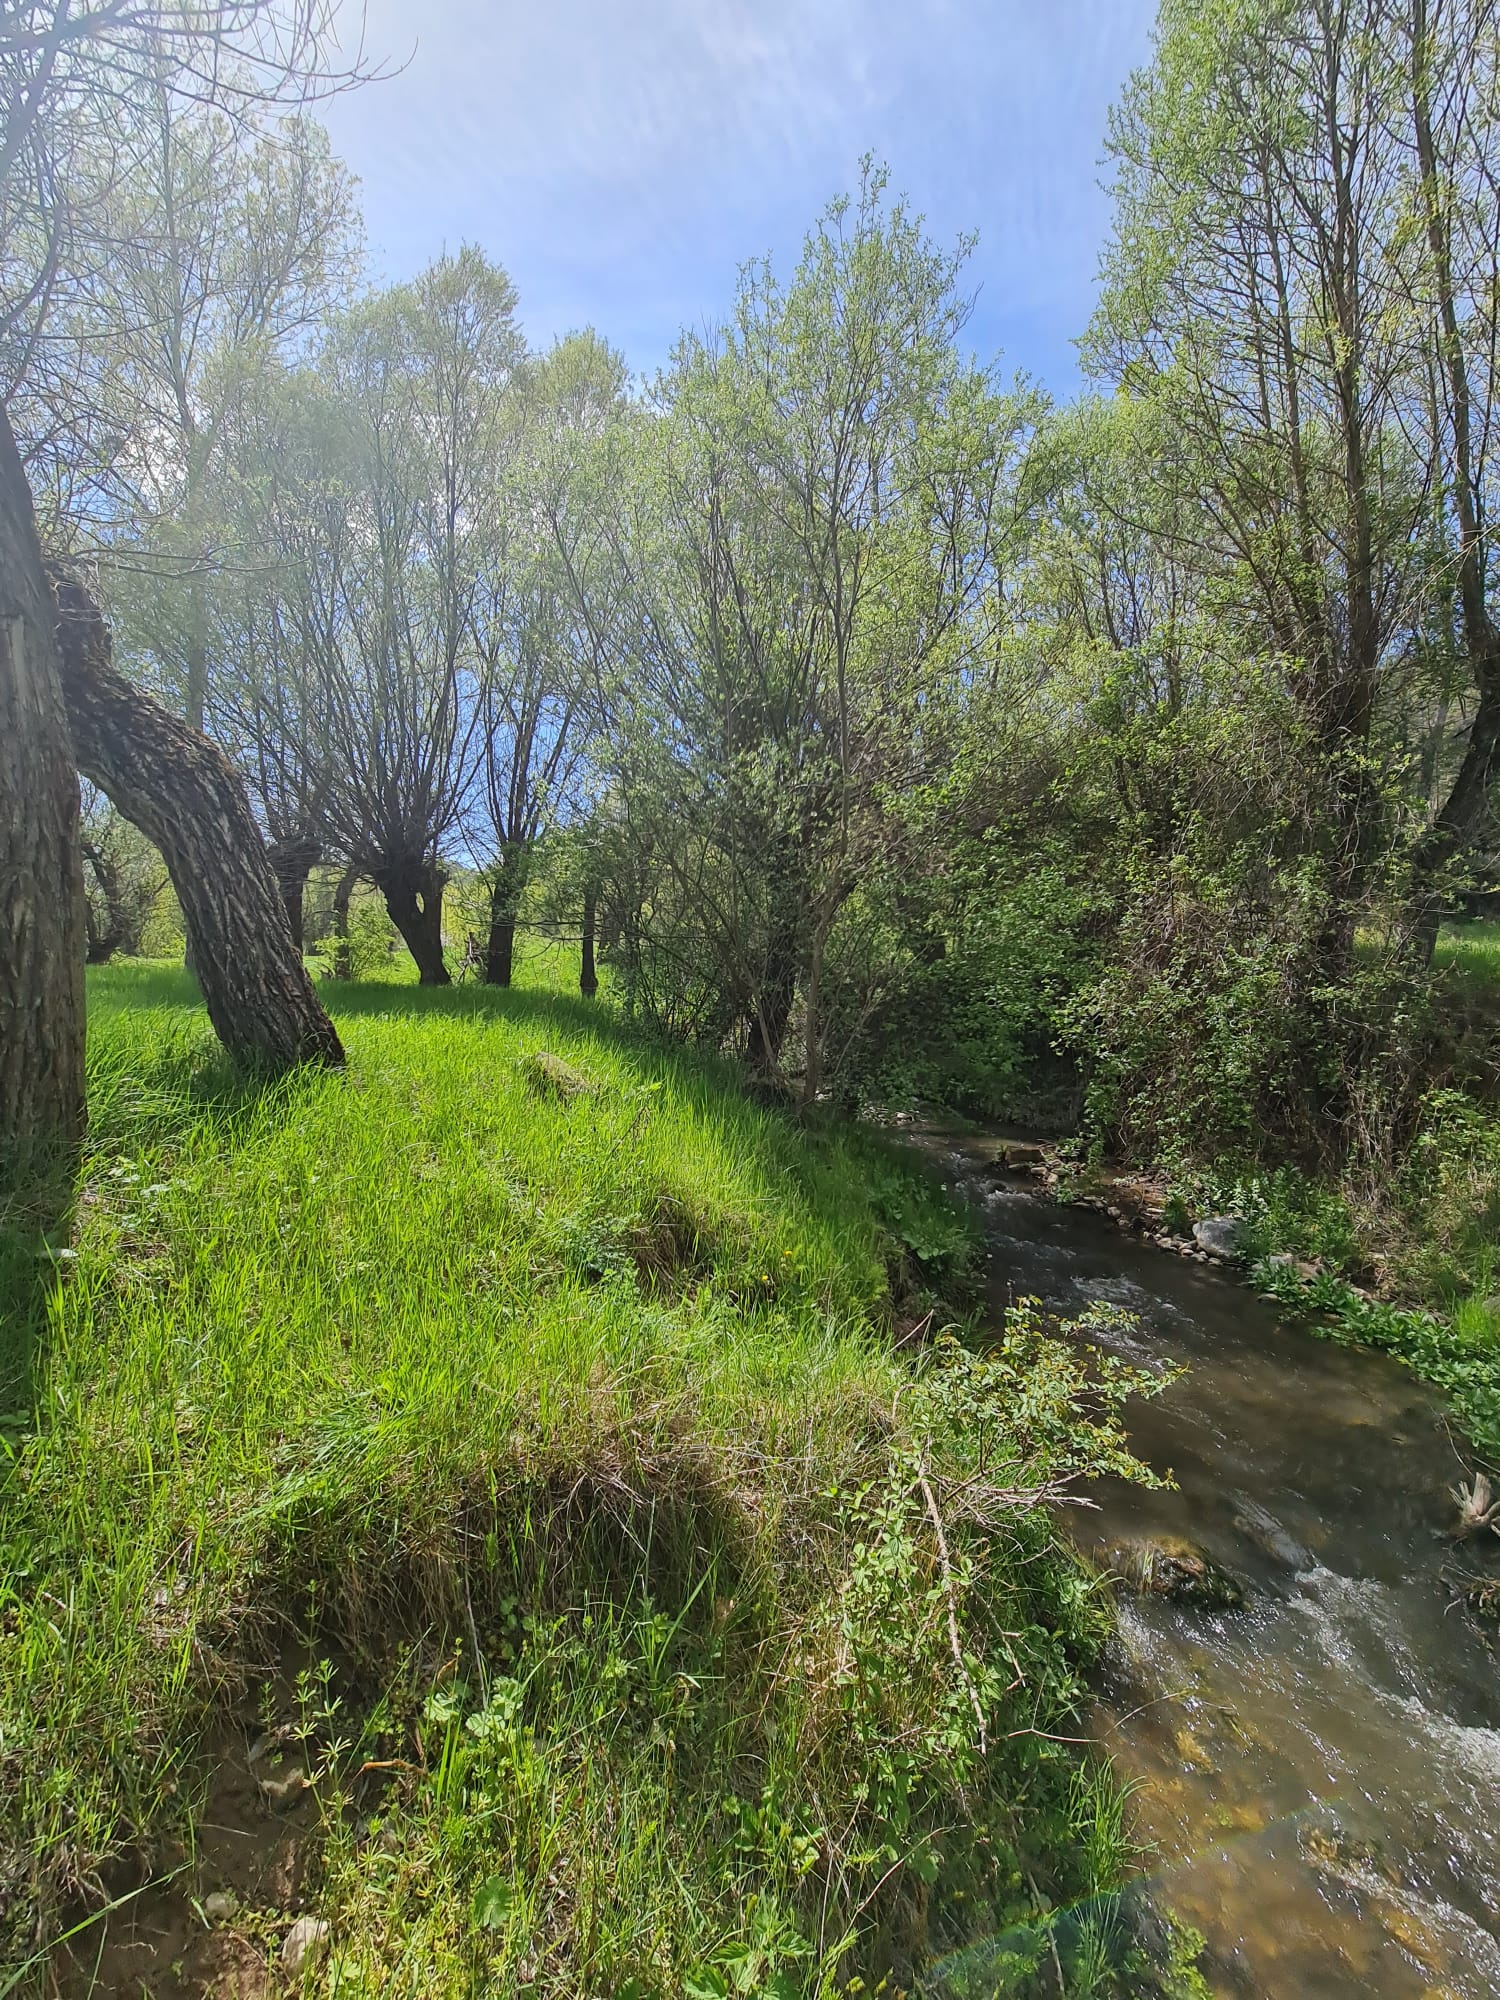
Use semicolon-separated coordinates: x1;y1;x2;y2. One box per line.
926;1130;1500;2000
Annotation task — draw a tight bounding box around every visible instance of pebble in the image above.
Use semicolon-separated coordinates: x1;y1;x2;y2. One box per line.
258;1763;309;1807
203;1890;237;1925
282;1915;330;1976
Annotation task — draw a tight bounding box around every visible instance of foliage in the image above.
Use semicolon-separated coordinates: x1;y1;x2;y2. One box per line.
0;965;1173;1995
573;163;1042;1095
826;854;1103;1121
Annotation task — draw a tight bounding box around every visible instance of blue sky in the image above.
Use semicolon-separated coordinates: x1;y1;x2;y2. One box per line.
323;0;1158;394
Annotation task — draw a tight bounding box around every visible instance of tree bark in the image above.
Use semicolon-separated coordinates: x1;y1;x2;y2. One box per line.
377;859;449;985
0;406;86;1204
483;843;529;988
580;887;598;999
50;570;344;1074
330;864;357;979
268;835;321;954
485;904;517;988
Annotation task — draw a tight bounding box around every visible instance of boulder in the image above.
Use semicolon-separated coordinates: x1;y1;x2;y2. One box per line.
1192;1215;1245;1257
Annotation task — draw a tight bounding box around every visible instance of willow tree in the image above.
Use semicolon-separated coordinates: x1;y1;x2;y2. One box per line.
1090;0;1500;959
0;1;364;1198
571;168;1038;1096
472;331;623;986
296;251;523;983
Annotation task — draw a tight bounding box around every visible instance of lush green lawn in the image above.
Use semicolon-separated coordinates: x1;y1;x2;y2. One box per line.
0;965;1174;1998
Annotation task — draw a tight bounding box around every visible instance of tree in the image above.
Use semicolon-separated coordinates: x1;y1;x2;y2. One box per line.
298;251;524;982
1401;0;1500;933
0;1;365;1187
471;331;623;986
1088;0;1500;962
202;365;345;948
573;168;1038;1097
1087;0;1431;979
72;98;359;729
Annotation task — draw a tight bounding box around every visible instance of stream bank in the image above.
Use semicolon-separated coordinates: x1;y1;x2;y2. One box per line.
918;1125;1500;2000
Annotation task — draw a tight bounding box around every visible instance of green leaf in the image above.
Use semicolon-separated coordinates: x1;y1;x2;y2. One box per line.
682;1971;728;2000
470;1874;514;1932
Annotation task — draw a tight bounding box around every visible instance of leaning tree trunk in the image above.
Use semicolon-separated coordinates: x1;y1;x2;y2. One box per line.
50;570;344;1074
376;859;449;986
0;406;86;1206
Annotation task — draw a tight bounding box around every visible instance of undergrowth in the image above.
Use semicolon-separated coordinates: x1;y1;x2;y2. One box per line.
1163;1137;1500;1462
0;962;1186;1998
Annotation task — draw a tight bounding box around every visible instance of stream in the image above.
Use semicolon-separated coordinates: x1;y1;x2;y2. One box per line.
922;1127;1500;2000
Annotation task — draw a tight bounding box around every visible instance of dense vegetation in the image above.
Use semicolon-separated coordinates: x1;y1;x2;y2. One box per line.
6;0;1500;1991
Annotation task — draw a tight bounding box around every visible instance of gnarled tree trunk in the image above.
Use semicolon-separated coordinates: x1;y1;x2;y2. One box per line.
376;858;449;985
0;407;86;1203
50;570;344;1074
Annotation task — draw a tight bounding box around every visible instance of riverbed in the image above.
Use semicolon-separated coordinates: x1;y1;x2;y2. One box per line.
924;1128;1500;2000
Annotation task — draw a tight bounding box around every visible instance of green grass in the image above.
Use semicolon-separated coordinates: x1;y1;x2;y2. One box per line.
1435;918;1500;1009
0;963;1186;1999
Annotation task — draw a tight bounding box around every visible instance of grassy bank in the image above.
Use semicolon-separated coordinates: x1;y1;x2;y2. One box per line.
0;962;1185;1999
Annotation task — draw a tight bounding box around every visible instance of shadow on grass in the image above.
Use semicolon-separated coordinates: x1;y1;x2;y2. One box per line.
325;975;623;1035
321;977;750;1089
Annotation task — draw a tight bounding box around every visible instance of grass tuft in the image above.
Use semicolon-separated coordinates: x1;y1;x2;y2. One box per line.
0;958;1172;1998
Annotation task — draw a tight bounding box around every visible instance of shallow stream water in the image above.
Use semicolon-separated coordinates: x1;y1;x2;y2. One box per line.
920;1127;1500;2000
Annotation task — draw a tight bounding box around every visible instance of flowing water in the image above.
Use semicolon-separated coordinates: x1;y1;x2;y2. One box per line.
921;1128;1500;2000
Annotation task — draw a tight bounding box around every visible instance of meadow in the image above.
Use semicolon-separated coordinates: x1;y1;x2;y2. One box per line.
0;959;1182;1999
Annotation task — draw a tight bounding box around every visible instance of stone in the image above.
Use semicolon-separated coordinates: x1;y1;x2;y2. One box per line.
203;1890;238;1925
1193;1215;1245;1257
282;1915;330;1977
257;1760;309;1807
1103;1537;1246;1611
519;1050;594;1101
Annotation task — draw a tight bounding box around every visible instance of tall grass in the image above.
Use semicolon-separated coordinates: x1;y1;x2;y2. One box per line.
0;964;1175;1998
1435;918;1500;1009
